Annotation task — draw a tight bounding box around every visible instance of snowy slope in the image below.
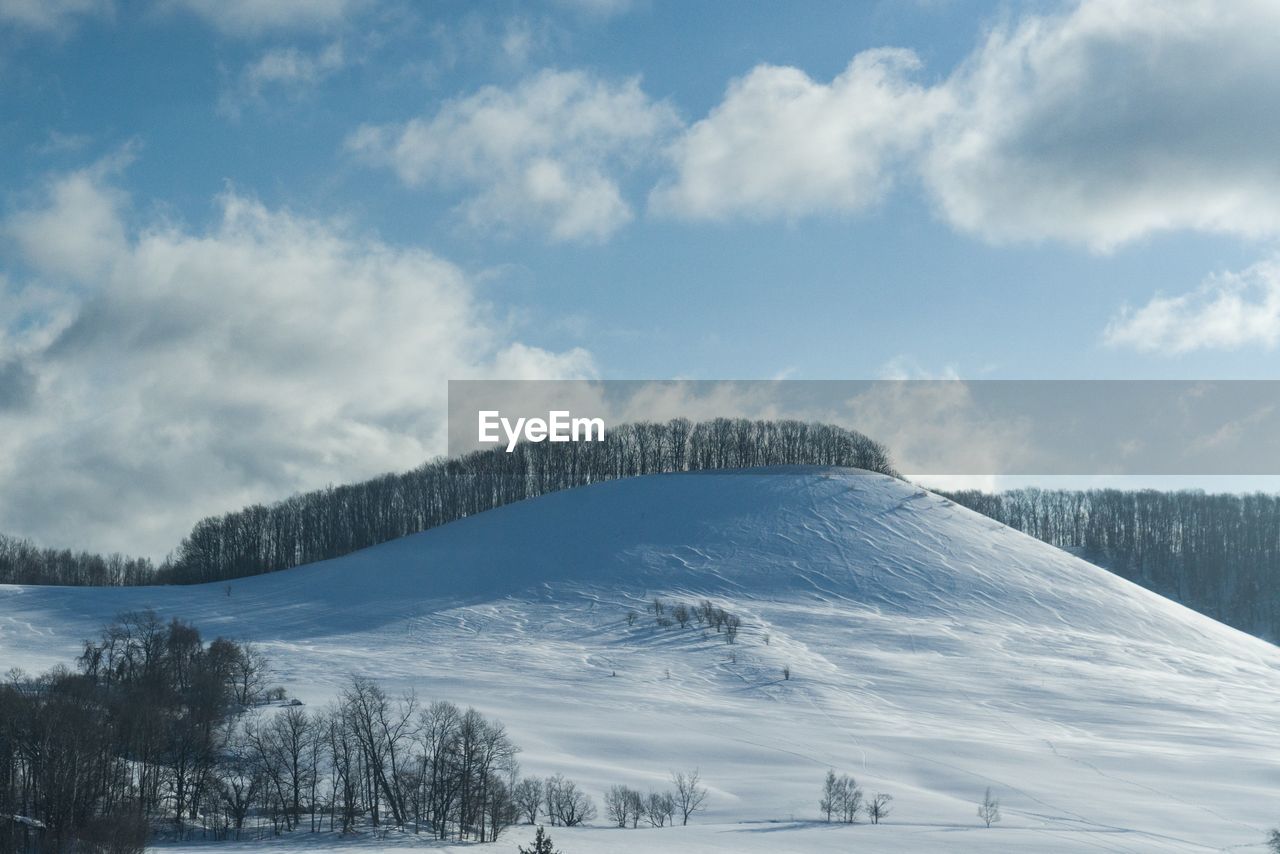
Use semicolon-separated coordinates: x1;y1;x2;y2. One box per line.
4;468;1280;853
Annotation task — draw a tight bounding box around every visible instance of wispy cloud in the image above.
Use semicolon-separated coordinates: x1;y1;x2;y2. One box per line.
218;41;347;117
161;0;366;37
0;0;111;35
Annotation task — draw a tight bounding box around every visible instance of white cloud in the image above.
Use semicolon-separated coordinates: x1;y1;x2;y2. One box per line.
0;0;110;34
6;160;129;281
219;41;346;117
924;0;1280;250
0;163;593;557
1105;260;1280;353
163;0;364;36
653;0;1280;249
347;69;679;242
651;49;945;221
245;41;344;90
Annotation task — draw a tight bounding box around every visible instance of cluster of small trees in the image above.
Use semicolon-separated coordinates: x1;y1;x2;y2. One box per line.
0;612;563;850
641;599;742;644
220;679;522;843
605;786;671;828
0;611;270;852
514;774;596;828
944;487;1280;640
819;771;864;823
818;773;1004;830
819;771;891;825
603;769;707;829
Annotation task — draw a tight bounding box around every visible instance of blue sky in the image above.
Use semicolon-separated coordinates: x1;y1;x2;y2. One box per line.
3;0;1280;556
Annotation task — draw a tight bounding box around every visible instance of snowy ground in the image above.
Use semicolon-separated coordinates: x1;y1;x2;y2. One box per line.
4;468;1280;853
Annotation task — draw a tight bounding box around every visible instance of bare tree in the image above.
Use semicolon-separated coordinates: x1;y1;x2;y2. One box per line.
671;769;708;826
838;775;862;824
672;604;690;628
544;774;595;827
624;788;645;828
228;642;269;707
820;770;839;822
645;791;675;827
867;793;893;825
978;788;1001;827
604;786;631;828
513;777;543;825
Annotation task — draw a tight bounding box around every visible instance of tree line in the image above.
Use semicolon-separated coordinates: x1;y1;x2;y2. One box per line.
1;419;895;587
943;487;1280;640
0;534;155;586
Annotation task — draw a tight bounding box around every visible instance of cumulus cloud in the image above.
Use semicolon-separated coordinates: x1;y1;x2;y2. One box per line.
0;163;593;557
1105;260;1280;354
6;163;128;281
652;0;1280;249
651;49;945;221
0;0;110;34
162;0;364;36
347;69;679;242
925;0;1280;250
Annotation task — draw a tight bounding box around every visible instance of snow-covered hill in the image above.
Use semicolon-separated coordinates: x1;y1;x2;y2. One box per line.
4;468;1279;853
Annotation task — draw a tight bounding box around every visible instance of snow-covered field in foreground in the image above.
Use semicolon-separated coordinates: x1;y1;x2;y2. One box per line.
4;468;1280;853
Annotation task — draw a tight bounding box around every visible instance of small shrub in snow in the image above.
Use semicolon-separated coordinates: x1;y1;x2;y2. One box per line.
518;826;560;854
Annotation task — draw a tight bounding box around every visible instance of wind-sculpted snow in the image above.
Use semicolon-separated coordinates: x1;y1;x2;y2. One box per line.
4;468;1280;852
